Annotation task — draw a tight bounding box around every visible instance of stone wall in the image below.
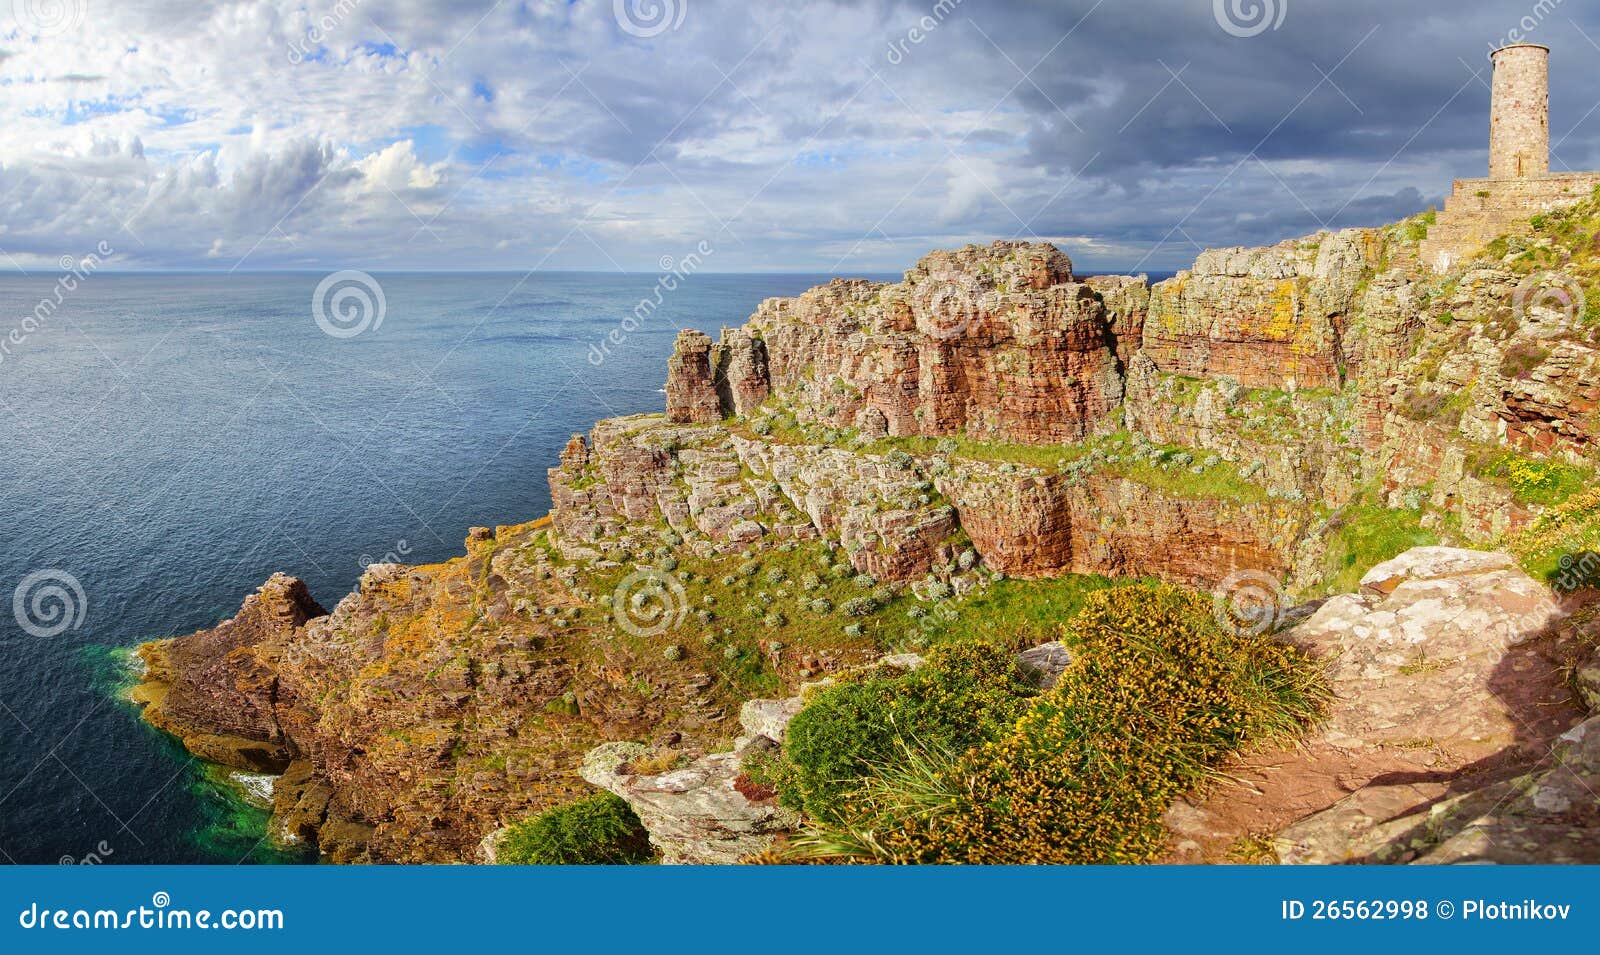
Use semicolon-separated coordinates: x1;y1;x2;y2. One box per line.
1418;173;1600;272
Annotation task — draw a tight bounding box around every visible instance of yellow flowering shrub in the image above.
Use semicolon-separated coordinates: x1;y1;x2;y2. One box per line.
789;584;1325;864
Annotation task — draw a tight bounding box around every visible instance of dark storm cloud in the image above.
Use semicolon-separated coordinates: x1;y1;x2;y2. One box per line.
4;0;1599;272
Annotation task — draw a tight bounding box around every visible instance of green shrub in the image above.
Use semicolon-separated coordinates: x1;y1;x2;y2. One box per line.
840;596;877;617
498;792;654;865
790;584;1324;864
760;643;1037;822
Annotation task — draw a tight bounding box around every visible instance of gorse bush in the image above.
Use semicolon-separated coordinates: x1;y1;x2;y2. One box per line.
751;643;1037;823
787;584;1325;864
498;792;654;865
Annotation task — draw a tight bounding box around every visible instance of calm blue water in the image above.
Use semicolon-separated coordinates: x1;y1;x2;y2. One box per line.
0;270;885;864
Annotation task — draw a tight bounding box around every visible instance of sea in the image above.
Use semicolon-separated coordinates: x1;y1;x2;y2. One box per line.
0;267;1171;864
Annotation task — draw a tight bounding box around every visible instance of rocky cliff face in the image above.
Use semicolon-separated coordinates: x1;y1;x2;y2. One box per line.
135;206;1600;863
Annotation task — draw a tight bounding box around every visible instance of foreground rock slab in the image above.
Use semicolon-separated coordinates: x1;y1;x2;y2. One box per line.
1166;546;1593;864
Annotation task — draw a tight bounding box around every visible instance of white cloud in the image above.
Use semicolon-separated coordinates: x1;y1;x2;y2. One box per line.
0;0;1572;273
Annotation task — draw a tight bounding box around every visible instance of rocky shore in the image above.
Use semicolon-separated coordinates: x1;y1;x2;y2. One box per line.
133;204;1600;863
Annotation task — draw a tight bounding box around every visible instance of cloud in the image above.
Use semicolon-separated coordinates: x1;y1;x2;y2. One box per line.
0;0;1595;273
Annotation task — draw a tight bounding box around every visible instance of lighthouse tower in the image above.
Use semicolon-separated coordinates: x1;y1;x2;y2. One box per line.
1488;43;1550;179
1418;44;1600;272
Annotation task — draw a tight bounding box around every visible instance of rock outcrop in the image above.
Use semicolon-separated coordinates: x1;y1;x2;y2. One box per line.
132;573;325;773
665;330;722;424
580;697;803;865
1166;547;1595;864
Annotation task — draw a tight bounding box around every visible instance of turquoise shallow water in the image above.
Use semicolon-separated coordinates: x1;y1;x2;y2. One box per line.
0;270;872;864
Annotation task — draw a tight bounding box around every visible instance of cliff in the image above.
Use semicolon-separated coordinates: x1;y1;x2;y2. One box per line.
133;199;1600;863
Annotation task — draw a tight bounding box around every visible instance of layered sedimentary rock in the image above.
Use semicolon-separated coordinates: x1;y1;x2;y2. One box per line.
1141;229;1379;391
935;465;1306;587
665;330;722;424
665;242;1128;445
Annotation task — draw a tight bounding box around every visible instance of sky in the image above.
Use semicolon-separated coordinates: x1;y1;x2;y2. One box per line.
4;0;1600;274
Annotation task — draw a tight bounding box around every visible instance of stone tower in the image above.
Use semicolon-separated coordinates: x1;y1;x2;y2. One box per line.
1488;43;1549;179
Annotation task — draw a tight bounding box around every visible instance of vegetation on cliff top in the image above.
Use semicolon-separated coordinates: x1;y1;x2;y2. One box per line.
498;791;654;865
777;583;1326;864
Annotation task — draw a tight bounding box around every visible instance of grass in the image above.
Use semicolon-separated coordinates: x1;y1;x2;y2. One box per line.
586;537;921;697
913;574;1158;649
783;584;1327;864
1513;486;1600;585
1312;501;1438;596
737;408;1271;505
1471;451;1592;507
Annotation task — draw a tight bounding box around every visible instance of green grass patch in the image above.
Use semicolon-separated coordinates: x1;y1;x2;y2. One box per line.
916;574;1156;649
1474;452;1591;507
1314;502;1438;596
747;643;1037;823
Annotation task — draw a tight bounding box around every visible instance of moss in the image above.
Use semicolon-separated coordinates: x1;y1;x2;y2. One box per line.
1513;486;1600;583
1473;451;1591;507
